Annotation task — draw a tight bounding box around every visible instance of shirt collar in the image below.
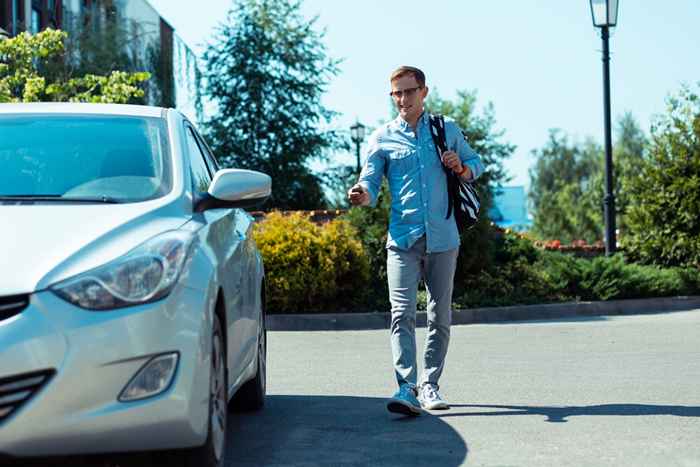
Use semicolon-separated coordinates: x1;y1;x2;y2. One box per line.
395;111;428;131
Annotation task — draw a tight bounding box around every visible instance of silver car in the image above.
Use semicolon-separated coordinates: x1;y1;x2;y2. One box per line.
0;103;270;467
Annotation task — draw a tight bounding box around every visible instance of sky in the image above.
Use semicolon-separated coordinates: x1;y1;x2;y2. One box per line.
148;0;700;189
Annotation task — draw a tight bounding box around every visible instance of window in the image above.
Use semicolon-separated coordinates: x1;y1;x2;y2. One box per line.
0;115;172;202
31;8;40;34
11;0;21;35
194;132;220;174
185;127;212;193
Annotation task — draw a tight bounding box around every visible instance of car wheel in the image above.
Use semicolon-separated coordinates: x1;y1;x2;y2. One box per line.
230;309;266;412
162;313;227;467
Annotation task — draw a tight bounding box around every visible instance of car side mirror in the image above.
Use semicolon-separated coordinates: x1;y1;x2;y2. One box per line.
195;169;271;212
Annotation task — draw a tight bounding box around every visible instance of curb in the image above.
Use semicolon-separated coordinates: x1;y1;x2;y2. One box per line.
266;296;700;331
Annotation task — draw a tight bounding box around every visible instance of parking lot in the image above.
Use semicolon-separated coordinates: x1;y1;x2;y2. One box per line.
11;309;700;467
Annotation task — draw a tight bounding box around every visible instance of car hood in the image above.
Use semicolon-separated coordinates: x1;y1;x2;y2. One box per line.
0;201;187;296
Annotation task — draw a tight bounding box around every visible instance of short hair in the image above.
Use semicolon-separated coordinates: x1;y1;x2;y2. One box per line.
390;66;426;87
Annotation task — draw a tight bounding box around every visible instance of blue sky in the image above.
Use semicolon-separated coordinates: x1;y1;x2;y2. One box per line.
149;0;700;188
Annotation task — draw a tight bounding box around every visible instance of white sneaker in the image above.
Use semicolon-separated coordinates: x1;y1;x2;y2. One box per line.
418;383;449;410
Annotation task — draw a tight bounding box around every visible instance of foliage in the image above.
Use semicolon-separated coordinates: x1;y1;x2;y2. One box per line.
624;84;700;268
202;0;344;209
341;184;392;310
253;212;370;312
528;130;603;243
425;90;517;279
47;2;177;107
528;114;648;245
452;231;700;309
426;89;515;210
0;29;148;103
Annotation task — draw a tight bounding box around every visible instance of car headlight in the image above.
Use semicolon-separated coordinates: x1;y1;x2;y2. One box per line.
51;230;194;310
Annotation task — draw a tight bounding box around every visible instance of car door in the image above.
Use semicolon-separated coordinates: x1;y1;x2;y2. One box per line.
183;124;251;381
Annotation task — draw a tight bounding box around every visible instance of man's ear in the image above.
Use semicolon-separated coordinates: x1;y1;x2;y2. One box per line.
422;86;429;98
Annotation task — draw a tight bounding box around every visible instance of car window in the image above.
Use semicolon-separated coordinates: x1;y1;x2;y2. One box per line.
0;115;171;202
185;126;212;193
194;131;220;173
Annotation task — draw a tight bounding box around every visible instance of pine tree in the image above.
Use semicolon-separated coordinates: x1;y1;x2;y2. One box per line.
202;0;343;209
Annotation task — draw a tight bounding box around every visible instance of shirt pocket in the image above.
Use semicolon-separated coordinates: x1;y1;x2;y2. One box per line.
387;148;418;179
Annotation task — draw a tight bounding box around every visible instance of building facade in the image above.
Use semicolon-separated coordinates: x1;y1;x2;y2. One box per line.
0;0;199;120
489;186;533;232
1;0;63;37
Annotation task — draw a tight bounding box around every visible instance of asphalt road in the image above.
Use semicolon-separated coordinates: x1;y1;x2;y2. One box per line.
227;309;700;467
12;309;700;467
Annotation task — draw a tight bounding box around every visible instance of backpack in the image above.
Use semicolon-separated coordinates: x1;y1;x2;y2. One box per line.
428;114;480;232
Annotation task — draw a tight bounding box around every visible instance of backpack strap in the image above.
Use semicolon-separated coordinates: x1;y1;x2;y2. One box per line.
428;114;456;220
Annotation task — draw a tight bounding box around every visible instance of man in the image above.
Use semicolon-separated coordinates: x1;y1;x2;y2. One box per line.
348;66;484;416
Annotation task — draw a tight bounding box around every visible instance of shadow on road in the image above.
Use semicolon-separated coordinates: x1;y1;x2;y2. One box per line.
440;403;700;423
226;395;468;466
6;395;468;467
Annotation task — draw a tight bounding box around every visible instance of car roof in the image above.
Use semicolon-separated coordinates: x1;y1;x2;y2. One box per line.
0;102;166;118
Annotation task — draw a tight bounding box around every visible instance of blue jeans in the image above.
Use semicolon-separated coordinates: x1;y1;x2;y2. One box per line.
387;235;459;388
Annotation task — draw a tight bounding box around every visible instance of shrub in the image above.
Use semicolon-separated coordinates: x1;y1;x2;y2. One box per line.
454;232;700;308
624;84;700;268
253;211;370;312
341;191;391;310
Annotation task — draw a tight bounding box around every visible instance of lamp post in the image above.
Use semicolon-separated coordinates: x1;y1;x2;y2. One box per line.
590;0;619;255
350;120;366;174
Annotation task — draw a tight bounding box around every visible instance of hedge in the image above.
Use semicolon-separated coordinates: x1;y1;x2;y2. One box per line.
252;211;700;313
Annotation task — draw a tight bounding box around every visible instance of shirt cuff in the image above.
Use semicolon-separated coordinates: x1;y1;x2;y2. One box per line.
358;181;376;207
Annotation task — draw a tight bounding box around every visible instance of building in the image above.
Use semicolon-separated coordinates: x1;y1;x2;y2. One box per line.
489;185;533;232
0;0;199;120
2;1;63;37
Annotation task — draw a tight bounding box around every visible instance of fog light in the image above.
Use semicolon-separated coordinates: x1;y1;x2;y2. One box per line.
119;353;179;402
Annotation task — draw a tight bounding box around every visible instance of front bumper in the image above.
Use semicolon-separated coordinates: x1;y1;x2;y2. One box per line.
0;286;212;458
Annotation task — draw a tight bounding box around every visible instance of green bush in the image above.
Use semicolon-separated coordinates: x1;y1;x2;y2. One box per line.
624;84;700;268
453;231;700;308
536;251;700;302
253;211;370;312
341;187;391;310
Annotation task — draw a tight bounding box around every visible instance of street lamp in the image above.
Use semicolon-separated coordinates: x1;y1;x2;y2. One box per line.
589;0;619;255
350;120;366;174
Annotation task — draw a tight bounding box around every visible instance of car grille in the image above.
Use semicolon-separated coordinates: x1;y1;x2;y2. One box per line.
0;294;29;322
0;370;55;423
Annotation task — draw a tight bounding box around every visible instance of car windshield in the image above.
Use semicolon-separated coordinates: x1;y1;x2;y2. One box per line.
0;114;171;202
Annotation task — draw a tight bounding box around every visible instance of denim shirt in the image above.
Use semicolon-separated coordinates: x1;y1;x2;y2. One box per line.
358;113;485;253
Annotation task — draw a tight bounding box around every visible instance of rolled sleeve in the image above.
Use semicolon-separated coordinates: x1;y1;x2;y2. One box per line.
357;137;385;207
446;120;485;182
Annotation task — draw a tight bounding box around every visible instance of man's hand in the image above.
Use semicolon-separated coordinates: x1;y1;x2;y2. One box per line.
347;184;370;206
441;150;471;178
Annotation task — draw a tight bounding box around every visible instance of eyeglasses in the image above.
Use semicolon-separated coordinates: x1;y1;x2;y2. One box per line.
389;86;423;99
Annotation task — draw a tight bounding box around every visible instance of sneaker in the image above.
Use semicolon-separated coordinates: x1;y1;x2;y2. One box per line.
418;383;449;410
387;384;423;416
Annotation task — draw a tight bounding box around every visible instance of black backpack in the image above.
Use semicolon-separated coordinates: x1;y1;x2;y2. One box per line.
428;114;480;232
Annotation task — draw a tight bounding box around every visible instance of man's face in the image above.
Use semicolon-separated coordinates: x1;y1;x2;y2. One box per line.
391;74;428;123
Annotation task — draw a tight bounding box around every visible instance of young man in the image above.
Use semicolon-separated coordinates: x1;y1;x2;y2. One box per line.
348;66;484;416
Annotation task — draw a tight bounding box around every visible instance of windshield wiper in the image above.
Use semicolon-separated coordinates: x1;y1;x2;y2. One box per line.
0;195;122;204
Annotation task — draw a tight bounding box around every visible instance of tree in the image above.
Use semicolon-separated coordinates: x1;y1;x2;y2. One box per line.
427;90;516;277
624;84;700;267
529;130;603;243
426;89;515;210
0;29;148;103
586;113;648;237
528;113;648;244
202;0;343;209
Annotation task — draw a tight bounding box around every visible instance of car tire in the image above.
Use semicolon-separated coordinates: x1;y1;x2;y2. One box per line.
160;313;228;467
230;309;266;412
